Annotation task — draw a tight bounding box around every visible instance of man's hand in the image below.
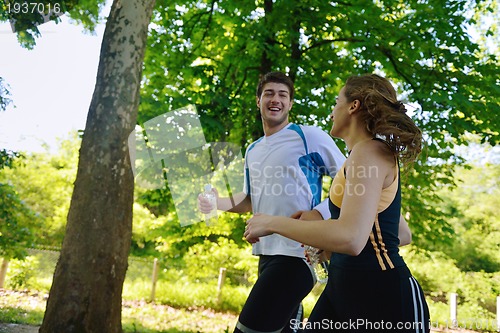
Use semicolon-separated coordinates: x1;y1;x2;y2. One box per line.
198;187;219;214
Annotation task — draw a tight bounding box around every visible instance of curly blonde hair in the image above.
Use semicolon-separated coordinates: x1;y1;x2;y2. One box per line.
344;74;422;164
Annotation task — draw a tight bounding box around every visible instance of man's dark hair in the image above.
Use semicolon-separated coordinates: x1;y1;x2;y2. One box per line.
256;71;294;100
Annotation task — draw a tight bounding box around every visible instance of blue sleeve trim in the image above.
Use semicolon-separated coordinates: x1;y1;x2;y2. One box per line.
244;138;263;196
287;124;308;154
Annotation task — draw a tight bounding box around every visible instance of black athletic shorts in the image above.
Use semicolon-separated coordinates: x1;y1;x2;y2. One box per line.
304;265;430;333
235;255;315;333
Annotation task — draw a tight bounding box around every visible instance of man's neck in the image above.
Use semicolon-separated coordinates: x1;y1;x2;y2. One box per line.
263;121;290;136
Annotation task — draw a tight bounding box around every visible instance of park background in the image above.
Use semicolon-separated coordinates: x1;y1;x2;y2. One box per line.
0;0;499;332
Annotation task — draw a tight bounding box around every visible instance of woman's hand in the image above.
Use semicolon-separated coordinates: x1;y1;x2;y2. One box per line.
244;213;274;243
294;209;329;262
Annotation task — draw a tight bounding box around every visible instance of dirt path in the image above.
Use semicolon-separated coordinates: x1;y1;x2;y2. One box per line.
0;324;38;333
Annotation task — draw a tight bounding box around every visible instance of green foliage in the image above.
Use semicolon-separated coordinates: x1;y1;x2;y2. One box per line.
184;238;258;285
132;181;249;259
1;242;497;331
399;154;500;328
0;150;39;259
403;246;498;327
0;77;12;111
5;256;39;289
139;0;500;248
0;0;106;49
0;149;21;170
123;258;251;313
0;1;498;329
0;183;39;259
437;160;500;272
152;279;245;312
0;133;79;248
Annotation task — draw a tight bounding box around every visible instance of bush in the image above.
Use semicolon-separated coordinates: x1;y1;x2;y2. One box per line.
183;237;258;286
5;256;39;290
402;246;498;329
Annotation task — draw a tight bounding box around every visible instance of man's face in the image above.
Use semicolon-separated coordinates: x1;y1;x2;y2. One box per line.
256;82;293;128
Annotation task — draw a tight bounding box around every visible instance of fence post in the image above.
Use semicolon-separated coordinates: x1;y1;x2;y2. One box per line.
450;292;458;325
217;267;227;304
150;258;159;302
496;296;499;332
0;258;9;288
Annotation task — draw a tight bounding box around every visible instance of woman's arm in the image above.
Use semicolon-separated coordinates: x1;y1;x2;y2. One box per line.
245;140;393;256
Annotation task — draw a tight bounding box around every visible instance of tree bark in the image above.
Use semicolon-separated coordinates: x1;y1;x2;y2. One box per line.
39;0;155;332
260;0;275;75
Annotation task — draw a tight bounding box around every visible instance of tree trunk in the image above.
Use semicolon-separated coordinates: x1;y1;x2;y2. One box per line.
39;0;155;332
260;0;275;75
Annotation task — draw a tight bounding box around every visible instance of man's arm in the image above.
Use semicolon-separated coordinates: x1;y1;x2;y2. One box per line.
219;191;252;214
398;214;412;246
199;189;252;214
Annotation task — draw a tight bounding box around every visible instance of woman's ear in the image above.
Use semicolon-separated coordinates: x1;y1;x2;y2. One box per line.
256;96;261;108
348;99;361;114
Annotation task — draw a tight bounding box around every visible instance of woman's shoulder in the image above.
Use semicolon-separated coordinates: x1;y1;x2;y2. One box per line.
353;138;389;151
350;139;395;165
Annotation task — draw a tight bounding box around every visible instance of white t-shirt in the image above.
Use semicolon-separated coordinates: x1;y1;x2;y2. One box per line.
243;123;346;257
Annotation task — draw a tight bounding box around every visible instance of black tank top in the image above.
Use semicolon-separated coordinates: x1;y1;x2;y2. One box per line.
328;159;406;270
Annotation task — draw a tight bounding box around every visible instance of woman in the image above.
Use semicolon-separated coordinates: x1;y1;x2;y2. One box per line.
244;74;430;332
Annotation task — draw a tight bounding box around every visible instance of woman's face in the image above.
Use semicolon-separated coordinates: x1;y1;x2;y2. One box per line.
329;86;350;138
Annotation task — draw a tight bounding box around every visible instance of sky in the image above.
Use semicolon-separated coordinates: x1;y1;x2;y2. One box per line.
0;9;109;153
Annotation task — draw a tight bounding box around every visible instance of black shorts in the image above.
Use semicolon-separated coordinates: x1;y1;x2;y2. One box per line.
304;265;430;333
235;255;315;333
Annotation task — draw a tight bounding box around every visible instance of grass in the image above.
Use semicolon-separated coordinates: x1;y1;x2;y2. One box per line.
3;251;497;332
1;254;247;332
0;276;324;333
0;278;328;333
0;290;46;326
2;284;497;333
122;300;236;333
0;289;237;333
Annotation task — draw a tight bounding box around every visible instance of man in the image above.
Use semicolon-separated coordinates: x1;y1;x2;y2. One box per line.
199;71;345;333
